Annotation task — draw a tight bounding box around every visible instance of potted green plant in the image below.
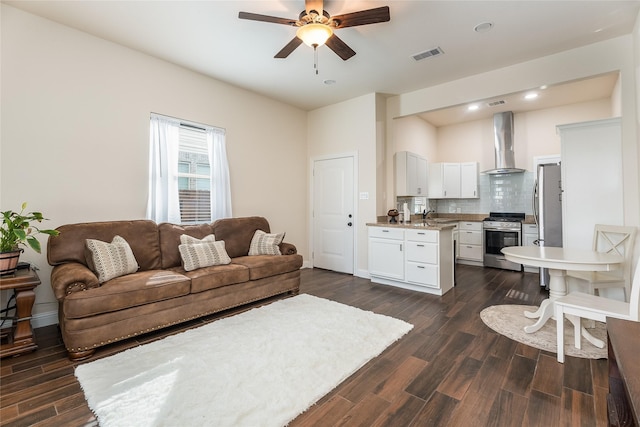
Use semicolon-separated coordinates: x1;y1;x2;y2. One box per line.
1;202;59;275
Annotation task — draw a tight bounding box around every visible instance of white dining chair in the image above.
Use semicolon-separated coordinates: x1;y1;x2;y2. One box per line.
566;224;637;301
555;255;640;363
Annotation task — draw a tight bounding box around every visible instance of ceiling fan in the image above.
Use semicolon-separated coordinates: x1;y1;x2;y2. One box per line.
238;0;390;61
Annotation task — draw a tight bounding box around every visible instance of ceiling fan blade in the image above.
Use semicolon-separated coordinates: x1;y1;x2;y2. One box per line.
238;11;297;26
275;37;303;59
305;0;323;16
325;34;356;61
331;6;390;28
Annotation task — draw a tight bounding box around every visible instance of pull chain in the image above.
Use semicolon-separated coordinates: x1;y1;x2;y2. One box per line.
313;44;319;75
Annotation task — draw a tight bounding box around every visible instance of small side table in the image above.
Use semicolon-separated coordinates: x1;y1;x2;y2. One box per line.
0;268;40;358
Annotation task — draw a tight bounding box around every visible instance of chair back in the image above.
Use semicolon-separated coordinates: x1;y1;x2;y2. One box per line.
630;256;640;320
593;224;637;288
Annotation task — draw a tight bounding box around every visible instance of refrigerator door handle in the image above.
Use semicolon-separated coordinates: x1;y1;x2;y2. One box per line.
533;178;539;228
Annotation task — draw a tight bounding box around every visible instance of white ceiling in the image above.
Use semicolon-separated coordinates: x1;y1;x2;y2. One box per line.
4;0;639;116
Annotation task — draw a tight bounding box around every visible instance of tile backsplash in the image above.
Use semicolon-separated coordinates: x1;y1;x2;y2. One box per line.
435;171;535;215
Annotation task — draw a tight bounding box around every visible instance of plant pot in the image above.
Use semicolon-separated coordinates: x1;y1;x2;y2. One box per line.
0;249;23;276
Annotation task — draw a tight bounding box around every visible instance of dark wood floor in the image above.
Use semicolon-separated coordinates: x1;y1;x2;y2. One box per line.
1;265;608;426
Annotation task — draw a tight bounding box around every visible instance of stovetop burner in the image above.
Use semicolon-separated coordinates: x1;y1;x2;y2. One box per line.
483;212;526;222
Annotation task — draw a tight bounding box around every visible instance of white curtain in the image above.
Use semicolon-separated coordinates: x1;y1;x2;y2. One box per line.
207;127;232;220
146;115;181;223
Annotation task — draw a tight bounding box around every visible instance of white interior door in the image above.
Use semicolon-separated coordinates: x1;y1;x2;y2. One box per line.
313;156;355;274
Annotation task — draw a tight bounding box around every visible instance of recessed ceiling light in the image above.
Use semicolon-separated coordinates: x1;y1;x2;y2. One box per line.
539;85;548;90
468;104;480;111
323;79;336;85
474;22;494;33
524;92;538;100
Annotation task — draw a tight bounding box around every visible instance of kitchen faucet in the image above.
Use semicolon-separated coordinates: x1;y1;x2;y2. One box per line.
423;209;435;220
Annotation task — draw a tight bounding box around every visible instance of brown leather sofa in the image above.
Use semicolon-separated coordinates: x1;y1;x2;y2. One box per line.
47;216;302;360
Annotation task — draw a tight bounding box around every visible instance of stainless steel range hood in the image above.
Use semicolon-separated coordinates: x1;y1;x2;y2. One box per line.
483;111;526;175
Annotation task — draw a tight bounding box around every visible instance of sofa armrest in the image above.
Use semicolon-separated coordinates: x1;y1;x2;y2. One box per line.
50;262;100;301
279;242;297;255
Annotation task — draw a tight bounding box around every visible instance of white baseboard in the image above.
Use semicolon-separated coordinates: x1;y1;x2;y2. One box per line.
32;310;58;328
355;269;370;279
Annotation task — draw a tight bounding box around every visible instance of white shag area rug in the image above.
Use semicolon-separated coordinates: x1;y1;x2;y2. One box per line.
480;304;607;359
75;294;413;427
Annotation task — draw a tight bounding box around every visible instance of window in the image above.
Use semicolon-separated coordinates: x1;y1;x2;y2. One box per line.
147;114;232;225
177;125;211;223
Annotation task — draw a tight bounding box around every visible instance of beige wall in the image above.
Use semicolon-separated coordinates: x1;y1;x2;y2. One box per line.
307;94;378;277
392;115;438;162
1;5;308;324
432;98;612;171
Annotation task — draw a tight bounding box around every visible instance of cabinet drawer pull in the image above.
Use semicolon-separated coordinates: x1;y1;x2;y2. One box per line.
382;230;389;232
417;265;425;269
417;232;425;235
417;244;425;247
400;244;403;252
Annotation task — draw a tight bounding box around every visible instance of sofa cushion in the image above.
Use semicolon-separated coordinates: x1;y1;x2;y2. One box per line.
63;270;191;318
158;223;216;269
232;254;303;281
212;216;271;258
179;240;232;271
176;263;250;293
180;234;216;244
248;230;285;256
48;220;162;270
85;236;140;283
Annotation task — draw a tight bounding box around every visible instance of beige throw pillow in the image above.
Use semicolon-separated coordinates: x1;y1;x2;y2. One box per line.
85;235;140;283
179;240;231;271
248;230;285;256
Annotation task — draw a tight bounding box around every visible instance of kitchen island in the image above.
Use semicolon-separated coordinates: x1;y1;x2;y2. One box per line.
367;221;456;295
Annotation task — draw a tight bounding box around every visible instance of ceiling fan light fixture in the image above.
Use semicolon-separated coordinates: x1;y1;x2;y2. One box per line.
296;23;333;47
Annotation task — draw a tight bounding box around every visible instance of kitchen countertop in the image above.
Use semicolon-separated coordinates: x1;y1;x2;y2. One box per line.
376;213;536;225
367;221;457;231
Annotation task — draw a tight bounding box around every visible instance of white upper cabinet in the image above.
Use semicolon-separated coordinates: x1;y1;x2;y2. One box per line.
460;162;479;198
395;151;428;197
428;162;478;199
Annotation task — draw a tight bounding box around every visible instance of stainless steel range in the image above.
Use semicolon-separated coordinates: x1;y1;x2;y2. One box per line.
483;212;525;271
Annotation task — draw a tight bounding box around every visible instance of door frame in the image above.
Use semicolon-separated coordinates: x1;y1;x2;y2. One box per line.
310;152;358;274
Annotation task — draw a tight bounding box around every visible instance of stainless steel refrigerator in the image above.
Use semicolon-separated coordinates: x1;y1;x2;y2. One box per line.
533;162;563;287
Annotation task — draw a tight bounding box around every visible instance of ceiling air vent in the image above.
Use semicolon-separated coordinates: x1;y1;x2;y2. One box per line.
487;100;507;107
412;47;444;61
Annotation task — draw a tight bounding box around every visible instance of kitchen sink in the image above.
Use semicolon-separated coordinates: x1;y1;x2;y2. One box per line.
413;219;456;227
427;218;457;223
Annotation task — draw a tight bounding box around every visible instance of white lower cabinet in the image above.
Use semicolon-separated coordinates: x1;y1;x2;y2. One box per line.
522;223;539;273
368;226;454;295
369;234;404;280
405;230;439;288
457;221;483;265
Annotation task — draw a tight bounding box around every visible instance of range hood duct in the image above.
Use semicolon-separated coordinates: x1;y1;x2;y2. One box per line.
483;111;526;175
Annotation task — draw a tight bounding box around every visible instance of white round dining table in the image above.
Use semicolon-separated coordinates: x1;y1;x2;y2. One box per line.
501;246;623;348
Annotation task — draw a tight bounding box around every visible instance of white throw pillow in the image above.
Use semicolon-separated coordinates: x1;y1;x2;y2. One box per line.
180;234;216;245
85;235;140;283
179;240;231;271
248;230;285;256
